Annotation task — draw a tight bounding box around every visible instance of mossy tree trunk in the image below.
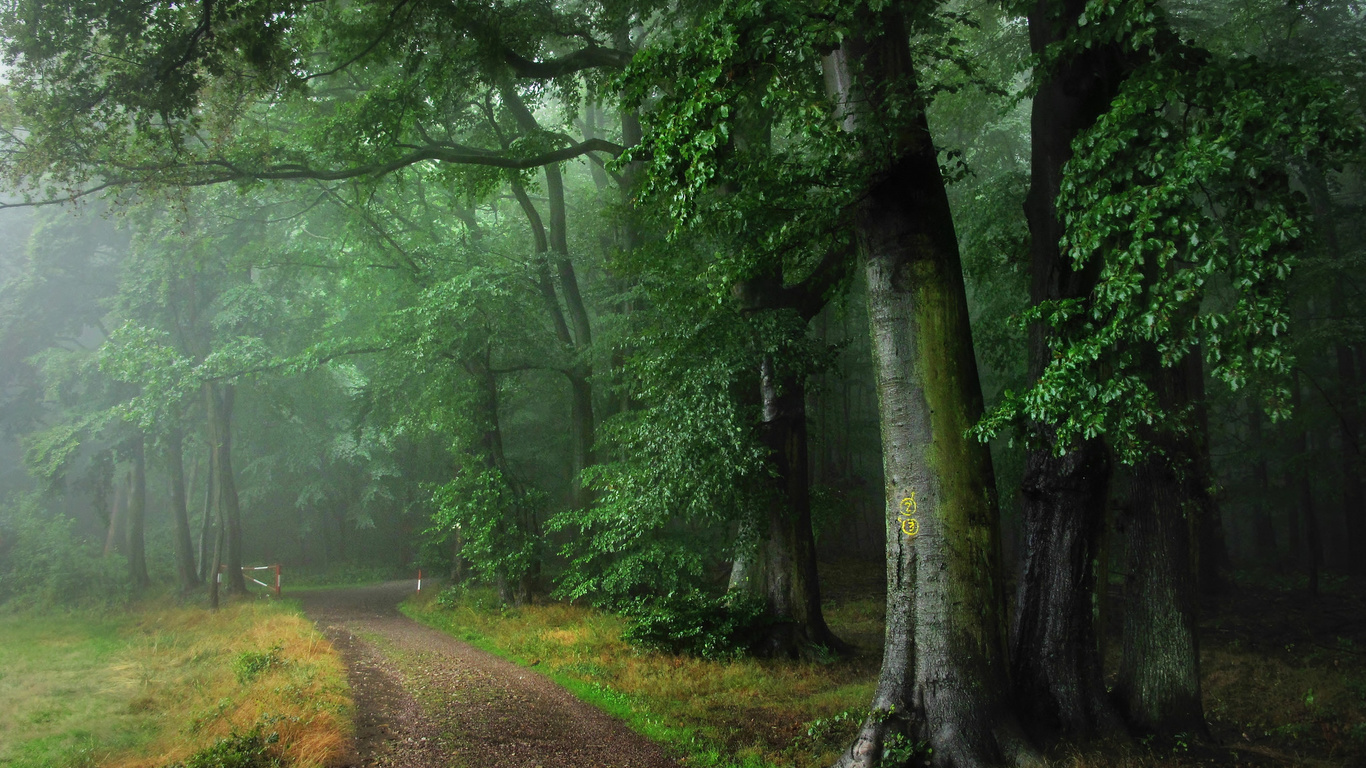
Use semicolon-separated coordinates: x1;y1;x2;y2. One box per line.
825;9;1030;766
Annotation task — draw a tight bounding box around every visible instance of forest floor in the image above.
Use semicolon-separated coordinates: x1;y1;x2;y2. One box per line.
296;582;681;768
298;566;1366;768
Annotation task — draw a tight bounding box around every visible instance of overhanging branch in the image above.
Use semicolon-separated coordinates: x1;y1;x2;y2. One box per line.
0;138;625;208
503;45;630;78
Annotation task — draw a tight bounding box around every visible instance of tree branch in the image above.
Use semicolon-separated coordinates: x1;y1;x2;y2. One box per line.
503;45;630;78
0;139;625;208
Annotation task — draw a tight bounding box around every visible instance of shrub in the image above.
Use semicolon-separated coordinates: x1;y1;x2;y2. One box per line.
0;497;131;610
232;644;286;684
620;591;771;659
162;721;283;768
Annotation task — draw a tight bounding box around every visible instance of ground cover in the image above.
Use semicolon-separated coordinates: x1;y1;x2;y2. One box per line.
0;596;352;768
406;562;1366;768
402;563;886;768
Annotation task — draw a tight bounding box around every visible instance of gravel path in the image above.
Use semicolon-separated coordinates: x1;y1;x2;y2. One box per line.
298;582;681;768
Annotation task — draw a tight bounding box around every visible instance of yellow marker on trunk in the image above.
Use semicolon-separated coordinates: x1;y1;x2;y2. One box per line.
899;492;919;537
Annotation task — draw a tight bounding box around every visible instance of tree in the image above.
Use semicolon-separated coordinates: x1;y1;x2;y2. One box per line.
1010;0;1133;738
978;0;1362;735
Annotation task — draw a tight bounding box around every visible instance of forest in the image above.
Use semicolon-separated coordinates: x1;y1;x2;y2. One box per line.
0;1;1363;767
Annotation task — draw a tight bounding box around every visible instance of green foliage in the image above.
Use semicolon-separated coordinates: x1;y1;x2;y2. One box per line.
232;644;285;684
548;310;768;607
161;720;283;768
429;467;544;592
619;591;771;660
0;497;130;610
977;15;1365;462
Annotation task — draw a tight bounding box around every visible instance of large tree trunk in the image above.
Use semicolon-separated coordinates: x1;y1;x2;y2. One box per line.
1012;0;1130;738
204;381;246;595
825;11;1030;766
1012;436;1119;736
166;426;199;592
126;434;151;589
1116;361;1205;736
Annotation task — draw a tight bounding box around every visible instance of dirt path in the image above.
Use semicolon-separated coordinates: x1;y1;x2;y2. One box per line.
298;582;681;768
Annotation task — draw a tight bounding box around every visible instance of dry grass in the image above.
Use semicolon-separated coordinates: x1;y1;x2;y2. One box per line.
0;596;352;768
403;586;882;768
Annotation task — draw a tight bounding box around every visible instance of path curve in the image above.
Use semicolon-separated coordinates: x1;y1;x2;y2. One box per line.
298;582;680;768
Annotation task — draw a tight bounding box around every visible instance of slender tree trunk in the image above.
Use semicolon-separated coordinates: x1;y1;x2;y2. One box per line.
825;11;1030;765
466;343;535;604
1302;164;1365;577
546;163;597;507
209;505;224;610
1187;352;1230;601
501;85;597;507
204;381;246;594
166;426;199;591
197;445;214;582
126;434;150;589
1012;0;1130;738
1292;372;1324;595
1249;404;1277;562
1336;344;1364;577
104;470;126;557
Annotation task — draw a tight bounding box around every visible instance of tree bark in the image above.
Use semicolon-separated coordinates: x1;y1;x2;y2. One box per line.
1186;351;1230;601
104;469;126;557
1291;372;1323;595
1012;436;1119;736
466;341;536;604
1248;404;1277;562
1116;362;1206;736
1012;0;1131;738
209;504;224;610
197;444;214;582
126;434;151;589
204;381;246;594
729;357;846;658
825;10;1030;765
166;426;199;591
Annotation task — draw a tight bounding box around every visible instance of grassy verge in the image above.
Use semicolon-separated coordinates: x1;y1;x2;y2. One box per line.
402;585;883;768
0;597;352;768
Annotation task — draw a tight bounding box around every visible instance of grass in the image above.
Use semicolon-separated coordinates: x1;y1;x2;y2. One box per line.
0;596;353;768
401;577;884;768
404;561;1366;768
